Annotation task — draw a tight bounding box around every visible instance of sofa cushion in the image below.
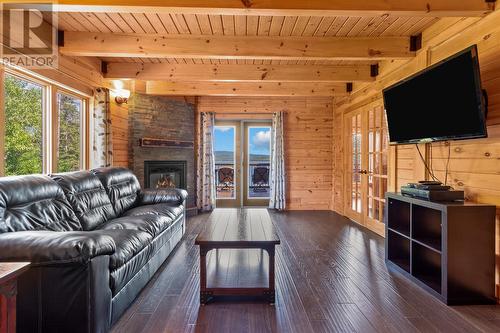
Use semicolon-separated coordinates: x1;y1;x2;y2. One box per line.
123;203;184;221
0;230;116;265
0;175;81;233
139;188;188;206
98;229;152;269
98;229;155;295
109;241;156;295
110;219;182;296
51;171;116;230
92;167;141;216
95;214;174;238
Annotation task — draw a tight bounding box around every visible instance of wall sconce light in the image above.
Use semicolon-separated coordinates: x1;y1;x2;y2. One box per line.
114;89;131;104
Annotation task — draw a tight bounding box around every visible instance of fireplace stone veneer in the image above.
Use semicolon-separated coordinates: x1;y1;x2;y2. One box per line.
129;93;196;209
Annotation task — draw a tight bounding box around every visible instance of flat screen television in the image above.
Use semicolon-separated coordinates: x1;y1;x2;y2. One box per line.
383;45;487;145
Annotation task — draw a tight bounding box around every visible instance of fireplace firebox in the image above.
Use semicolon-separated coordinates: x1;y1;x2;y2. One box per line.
144;161;187;190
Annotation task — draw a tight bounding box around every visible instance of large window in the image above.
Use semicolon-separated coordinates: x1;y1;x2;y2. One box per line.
1;69;89;176
4;74;44;176
56;92;84;172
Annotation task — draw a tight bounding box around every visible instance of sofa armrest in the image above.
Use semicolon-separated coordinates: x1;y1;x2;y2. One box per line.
0;231;116;265
139;188;188;206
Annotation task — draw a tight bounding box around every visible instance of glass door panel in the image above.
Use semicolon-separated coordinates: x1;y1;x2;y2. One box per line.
366;106;388;233
243;123;271;206
214;121;241;207
345;112;363;221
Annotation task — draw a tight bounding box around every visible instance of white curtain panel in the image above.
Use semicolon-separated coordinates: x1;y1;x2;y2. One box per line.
92;88;113;168
196;112;216;211
269;111;286;210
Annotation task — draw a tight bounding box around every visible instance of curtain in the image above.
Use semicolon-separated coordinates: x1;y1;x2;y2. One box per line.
269;111;286;210
92;88;113;168
196;112;216;211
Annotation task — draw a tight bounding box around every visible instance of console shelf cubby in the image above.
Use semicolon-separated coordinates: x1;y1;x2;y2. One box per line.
387;230;410;273
385;193;496;305
387;199;410;237
412;241;442;293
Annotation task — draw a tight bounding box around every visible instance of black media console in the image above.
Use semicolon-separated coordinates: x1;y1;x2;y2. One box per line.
385;192;496;304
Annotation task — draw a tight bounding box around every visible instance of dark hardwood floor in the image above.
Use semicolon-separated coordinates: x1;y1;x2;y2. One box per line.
112;209;500;333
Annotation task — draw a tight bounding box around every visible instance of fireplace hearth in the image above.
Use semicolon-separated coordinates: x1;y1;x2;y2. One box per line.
144;161;187;190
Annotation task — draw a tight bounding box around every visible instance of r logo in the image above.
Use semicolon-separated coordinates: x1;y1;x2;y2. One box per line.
1;2;58;68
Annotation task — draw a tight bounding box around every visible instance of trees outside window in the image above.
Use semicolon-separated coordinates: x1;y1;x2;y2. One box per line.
57;93;82;173
4;74;44;176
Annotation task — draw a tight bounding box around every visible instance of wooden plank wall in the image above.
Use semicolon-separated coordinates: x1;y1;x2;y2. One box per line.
332;107;344;213
110;99;130;168
198;96;334;210
334;10;500;290
32;55;102;96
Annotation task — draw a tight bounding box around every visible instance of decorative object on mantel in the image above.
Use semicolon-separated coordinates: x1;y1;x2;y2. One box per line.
139;137;194;148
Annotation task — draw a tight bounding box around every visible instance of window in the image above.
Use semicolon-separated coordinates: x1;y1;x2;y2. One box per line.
3;74;45;176
1;69;89;176
56;92;84;172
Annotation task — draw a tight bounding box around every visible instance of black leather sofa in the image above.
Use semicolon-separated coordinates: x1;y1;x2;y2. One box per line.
0;167;187;333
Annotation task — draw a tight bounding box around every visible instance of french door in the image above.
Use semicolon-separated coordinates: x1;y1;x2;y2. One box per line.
345;106;388;235
214;120;272;208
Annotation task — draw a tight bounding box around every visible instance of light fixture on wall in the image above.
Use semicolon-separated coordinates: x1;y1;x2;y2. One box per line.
114;89;130;104
110;80;131;105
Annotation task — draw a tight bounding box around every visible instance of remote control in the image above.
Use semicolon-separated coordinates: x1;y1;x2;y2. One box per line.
418;180;442;185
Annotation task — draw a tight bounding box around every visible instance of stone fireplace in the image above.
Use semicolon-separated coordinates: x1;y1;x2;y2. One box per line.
144;160;187;190
129;94;196;209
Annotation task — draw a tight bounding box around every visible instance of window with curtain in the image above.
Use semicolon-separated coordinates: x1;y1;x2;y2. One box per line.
1;70;89;176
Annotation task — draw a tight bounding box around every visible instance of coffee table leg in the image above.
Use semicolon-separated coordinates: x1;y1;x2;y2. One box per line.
200;247;208;305
267;246;276;305
0;280;17;333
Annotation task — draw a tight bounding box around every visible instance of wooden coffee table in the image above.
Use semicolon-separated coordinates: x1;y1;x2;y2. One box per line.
195;209;280;305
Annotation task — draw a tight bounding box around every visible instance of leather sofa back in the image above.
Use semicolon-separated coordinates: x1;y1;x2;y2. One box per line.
92;167;141;216
51;171;117;230
0;175;81;233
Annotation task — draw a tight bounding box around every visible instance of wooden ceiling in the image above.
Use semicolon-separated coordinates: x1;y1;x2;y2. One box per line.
48;1;497;96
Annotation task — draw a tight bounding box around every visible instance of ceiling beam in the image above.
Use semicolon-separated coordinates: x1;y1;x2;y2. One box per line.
47;0;496;17
60;32;414;61
145;81;348;97
105;63;375;82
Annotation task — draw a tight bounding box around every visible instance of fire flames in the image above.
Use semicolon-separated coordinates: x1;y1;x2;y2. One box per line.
156;174;176;188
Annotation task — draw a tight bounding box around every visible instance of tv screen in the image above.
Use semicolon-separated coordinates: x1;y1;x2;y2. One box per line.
383;45;487;145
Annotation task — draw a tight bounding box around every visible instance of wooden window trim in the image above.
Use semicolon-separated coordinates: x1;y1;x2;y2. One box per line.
0;66;4;177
